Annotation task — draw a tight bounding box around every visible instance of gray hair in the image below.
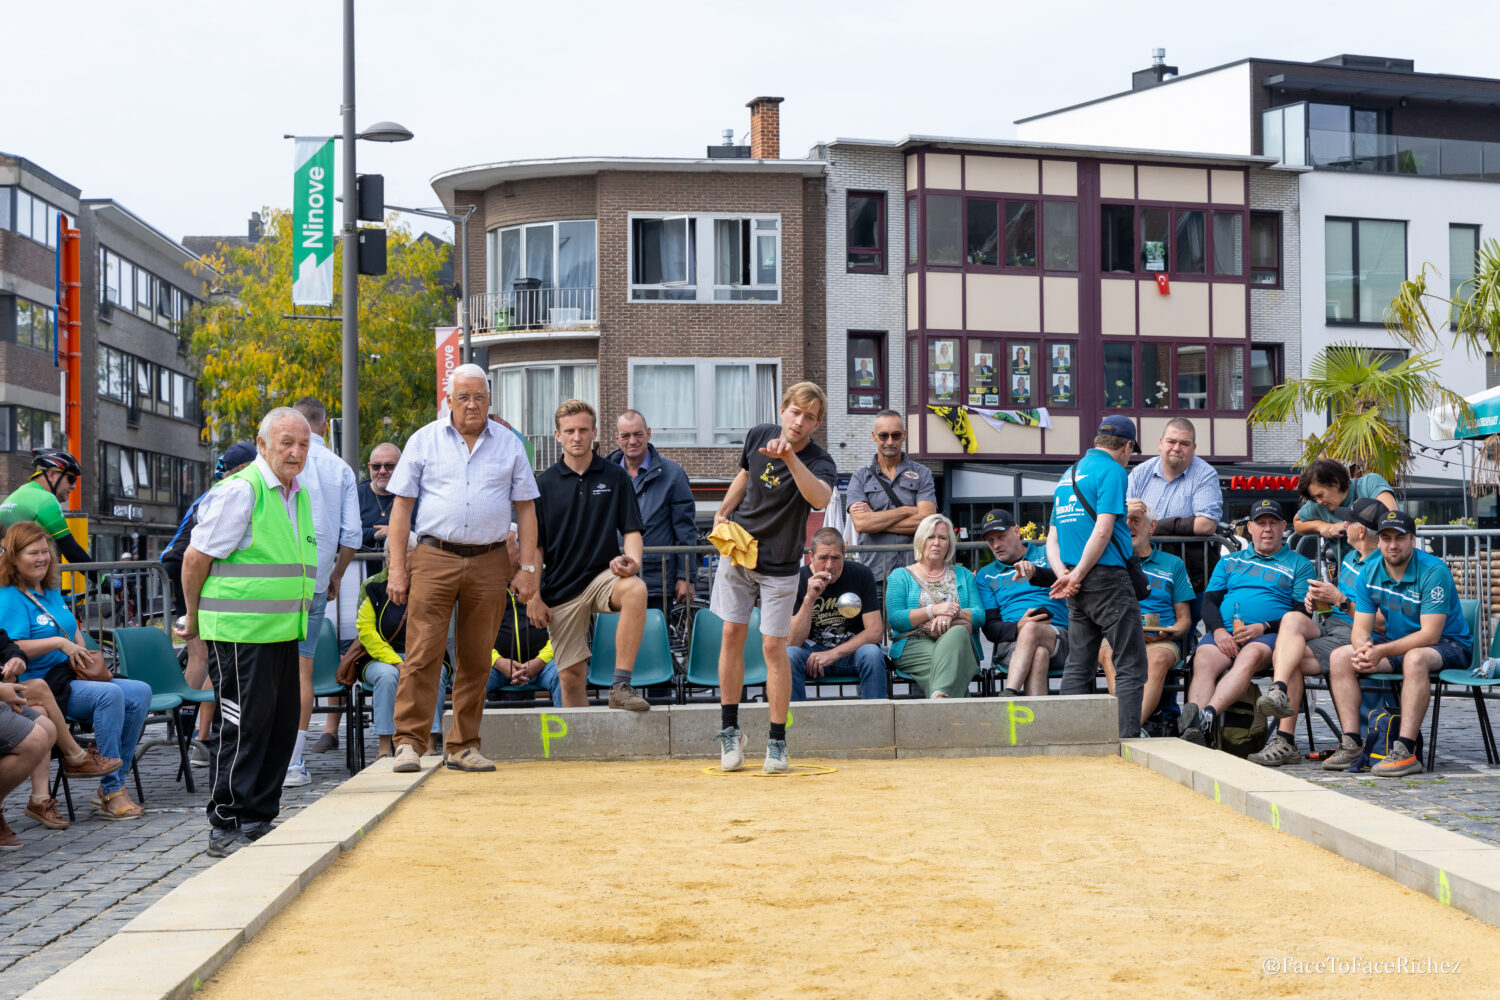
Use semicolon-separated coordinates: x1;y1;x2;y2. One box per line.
1133;501;1158;525
912;512;957;566
257;406;310;445
447;363;488;393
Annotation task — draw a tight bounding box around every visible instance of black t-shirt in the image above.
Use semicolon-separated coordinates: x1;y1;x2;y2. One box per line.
731;424;839;577
793;559;879;648
536;453;645;606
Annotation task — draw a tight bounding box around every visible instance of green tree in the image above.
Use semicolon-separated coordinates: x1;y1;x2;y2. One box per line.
186;208;451;453
1388;238;1500;355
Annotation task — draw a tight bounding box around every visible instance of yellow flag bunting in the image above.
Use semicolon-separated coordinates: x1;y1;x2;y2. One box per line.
926;405;977;454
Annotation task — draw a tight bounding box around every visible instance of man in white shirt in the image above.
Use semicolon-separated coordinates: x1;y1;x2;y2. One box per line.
283;397;361;786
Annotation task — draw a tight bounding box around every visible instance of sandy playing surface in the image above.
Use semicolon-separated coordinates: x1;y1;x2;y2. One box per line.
200;757;1500;999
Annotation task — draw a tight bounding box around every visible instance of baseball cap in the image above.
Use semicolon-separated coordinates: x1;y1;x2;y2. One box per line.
1333;497;1386;530
214;441;257;481
1375;509;1417;536
1247;498;1286;522
978;508;1017;536
1096;414;1140;453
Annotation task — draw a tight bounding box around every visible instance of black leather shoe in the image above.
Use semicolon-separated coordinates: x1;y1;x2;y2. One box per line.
240;821;273;842
206;826;245;858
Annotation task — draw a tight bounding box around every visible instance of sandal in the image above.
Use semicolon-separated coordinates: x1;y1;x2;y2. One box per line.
25;797;68;830
90;789;144;821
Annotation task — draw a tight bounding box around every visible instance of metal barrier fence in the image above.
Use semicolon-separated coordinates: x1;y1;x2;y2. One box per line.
59;561;175;643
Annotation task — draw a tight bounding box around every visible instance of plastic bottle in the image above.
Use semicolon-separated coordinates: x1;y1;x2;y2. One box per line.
1231;602;1243;631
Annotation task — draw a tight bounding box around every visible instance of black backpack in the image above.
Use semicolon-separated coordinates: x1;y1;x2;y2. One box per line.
1213;689;1269;758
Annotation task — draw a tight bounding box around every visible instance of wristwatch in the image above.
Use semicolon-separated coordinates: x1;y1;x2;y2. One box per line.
518;564;537;574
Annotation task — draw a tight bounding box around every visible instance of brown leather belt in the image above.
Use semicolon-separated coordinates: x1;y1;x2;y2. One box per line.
418;535;505;558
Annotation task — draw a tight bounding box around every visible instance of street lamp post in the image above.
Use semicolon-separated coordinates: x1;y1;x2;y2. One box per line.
386;203;477;363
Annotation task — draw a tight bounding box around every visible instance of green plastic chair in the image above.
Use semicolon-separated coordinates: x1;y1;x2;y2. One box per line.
310;617;365;773
681;608;767;702
110;626;193;792
587;609;676;697
1429;600;1495;767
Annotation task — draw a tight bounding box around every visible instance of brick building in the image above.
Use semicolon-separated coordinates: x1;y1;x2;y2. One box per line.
430;98;827;482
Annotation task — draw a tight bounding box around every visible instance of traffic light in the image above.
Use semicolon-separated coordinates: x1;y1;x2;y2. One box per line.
355;173;386;275
358;228;387;276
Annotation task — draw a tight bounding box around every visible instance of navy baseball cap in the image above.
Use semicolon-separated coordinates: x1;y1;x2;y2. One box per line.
1096;414;1139;452
214;442;257;481
1334;497;1386;530
1247;498;1286;522
1375;509;1417;536
979;508;1017;536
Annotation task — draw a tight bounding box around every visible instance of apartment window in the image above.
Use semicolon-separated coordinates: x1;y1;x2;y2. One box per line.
96;345;198;422
848;333;886;412
906;198;918;266
925;195;962;267
1101;204;1134;273
846;192;886;273
966;200;999;266
12;297;55;352
627;215;779;302
1212;213;1242;276
5;188;65;249
1250;345;1283;402
1249;212;1282;288
486;219;598;307
5;405;62;453
1487;352;1500;390
906;338;920;407
629;359;779;447
1326;218;1406;324
492;362;599;440
1097;341;1248;412
1043;202;1078;271
1451;224;1481;327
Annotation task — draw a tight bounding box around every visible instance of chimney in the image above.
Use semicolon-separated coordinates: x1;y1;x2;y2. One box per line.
248;211;263;242
746;96;784;160
1131;48;1179;90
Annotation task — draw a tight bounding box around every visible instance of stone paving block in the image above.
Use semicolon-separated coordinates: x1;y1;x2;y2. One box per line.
210;841;341;889
1395;847;1500;922
475;706;672;761
895;742;1119;759
669;702;896;758
251;791;405;852
120;867;302;940
1121;738;1310;812
893;695;1117;752
17;928;241;1000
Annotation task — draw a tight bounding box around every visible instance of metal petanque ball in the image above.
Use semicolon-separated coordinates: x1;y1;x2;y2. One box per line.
835;592;862;618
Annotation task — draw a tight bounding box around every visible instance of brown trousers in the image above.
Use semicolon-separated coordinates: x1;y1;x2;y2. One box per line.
393;544;509;753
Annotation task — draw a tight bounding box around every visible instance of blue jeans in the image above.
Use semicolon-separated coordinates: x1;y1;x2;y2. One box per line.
787;642;887;701
367;660;449;736
66;677;152;794
486;663;561;707
297;591;329;659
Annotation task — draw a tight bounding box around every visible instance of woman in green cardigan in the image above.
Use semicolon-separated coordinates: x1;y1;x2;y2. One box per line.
885;513;985;697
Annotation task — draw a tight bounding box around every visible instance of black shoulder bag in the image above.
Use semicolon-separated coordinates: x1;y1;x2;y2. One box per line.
1071;485;1151;601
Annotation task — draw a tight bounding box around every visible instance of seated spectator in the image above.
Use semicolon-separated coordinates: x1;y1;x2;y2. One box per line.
1251;498;1386;767
885;514;984;699
1;630;121;785
354;531;449;759
786;528;885;702
1321;509;1472;776
1100;501;1194;725
0;522;151;819
0;679;55;848
488;533;561;707
1180;500;1313;746
975;508;1067;698
1291;457;1397;561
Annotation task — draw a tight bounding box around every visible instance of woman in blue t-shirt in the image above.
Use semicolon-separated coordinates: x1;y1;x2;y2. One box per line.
0;523;151;820
1292;458;1397;560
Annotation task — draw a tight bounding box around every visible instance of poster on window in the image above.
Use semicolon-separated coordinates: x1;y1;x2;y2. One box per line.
1050;371;1073;405
1051;343;1072;371
932;370;956;400
1010;345;1030;373
934;340;955;369
1144;241;1167;272
1012;374;1032;406
854;357;876;386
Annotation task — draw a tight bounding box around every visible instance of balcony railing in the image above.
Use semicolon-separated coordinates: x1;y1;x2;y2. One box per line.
525;434;561;471
469;287;598;335
1262;105;1500;181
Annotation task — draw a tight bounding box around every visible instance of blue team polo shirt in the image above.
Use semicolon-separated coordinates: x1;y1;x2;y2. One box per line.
976;541;1070;627
1329;547;1376;627
1051;449;1131;569
1206;543;1315;627
1354;549;1471;646
1139;546;1195;628
0;586;79;681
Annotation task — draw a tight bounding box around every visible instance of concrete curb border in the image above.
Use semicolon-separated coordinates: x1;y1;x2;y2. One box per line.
1120;739;1500;926
18;758;442;1000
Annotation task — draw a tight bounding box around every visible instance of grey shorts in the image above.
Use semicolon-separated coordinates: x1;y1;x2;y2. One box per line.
993;625;1070;672
1306;619;1355;672
0;705;41;755
709;559;799;639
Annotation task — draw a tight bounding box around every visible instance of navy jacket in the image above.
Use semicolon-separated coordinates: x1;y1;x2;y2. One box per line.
605;445;696;596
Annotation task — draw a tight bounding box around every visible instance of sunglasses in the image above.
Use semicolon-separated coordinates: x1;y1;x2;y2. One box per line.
875;431;904;441
368;463;396;471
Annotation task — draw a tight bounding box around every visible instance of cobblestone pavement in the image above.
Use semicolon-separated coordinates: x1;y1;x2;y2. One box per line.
6;691;1500;997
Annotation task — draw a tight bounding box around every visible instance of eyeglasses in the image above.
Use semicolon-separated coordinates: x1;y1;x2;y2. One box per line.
368;463;396;471
453;393;491;406
875;431;904;441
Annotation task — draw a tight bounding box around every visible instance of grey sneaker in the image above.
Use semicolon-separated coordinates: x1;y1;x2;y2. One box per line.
1372;740;1423;777
1178;703;1208;746
1248;733;1300;767
1255;686;1296;720
1320;734;1364;771
763;739;789;775
306;731;339;753
189;742;211;769
716;726;747;772
608;682;651;712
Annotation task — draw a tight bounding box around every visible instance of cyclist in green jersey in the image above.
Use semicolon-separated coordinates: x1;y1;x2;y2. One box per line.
0;449;89;564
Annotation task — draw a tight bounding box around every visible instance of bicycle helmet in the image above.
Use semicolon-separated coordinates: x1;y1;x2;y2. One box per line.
31;448;82;480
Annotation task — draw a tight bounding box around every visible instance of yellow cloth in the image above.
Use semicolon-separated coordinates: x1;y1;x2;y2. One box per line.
708;521;758;569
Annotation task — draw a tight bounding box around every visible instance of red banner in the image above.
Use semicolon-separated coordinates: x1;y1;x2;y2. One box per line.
434;326;460;410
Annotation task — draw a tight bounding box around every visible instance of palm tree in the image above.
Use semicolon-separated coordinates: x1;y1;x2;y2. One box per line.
1388;238;1500;354
1248;345;1468;484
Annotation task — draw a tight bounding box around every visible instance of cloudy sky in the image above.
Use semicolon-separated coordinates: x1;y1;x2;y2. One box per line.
8;0;1498;243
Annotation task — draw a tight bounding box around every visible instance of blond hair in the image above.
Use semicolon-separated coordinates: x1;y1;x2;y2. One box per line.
554;398;597;430
781;381;827;421
912;513;957;565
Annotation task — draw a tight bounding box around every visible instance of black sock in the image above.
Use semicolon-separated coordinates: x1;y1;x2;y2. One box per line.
769;722;786;742
1273;680;1287;694
1393;737;1414;755
1200;706;1217;729
721;704;739;730
1002;688;1021;697
612;669;632;687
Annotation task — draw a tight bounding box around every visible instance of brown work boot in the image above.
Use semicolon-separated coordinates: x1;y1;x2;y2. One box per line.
25;796;68;830
64;747;123;778
444;746;496;772
608;682;651;712
0;812;20;850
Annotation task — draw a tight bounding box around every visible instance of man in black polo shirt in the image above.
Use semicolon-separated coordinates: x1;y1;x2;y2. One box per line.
530;399;650;711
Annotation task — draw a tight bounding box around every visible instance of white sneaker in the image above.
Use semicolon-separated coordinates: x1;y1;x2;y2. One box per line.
282;761;311;787
763;738;790;775
715;726;747;772
391;744;421;773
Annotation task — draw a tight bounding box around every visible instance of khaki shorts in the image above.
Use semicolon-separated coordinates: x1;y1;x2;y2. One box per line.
709;559;799;639
549;568;622;670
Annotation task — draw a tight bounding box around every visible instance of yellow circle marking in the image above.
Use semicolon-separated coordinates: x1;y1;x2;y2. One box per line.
700;764;838;778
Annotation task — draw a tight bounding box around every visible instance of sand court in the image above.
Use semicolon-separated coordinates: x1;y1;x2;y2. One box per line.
197;756;1500;999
